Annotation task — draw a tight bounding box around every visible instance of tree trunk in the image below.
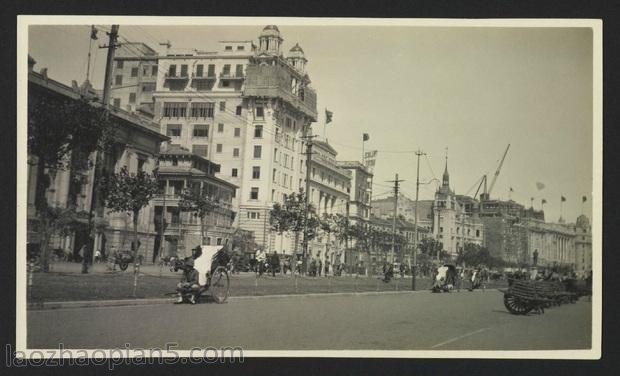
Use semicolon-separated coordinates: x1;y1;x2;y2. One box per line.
132;210;140;264
200;216;205;245
34;161;50;272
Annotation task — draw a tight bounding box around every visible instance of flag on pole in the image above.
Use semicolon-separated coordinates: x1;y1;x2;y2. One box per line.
365;150;378;159
90;25;99;40
510;187;514;192
542;199;547;205
536;182;545;190
363;133;370;142
325;109;333;124
561;196;566;202
582;195;587;203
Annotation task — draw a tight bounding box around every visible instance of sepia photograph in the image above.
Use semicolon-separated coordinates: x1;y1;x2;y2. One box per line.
16;16;601;361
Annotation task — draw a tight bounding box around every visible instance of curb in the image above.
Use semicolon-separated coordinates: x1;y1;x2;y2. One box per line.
28;289;432;311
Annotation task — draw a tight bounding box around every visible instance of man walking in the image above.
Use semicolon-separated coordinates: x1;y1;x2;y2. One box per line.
270;251;280;277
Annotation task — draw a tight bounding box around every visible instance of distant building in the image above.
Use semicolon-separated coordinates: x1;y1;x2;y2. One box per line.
372;195;433;231
574;215;592;277
304;139;351;265
431;159;484;257
110;42;159;117
368;216;430;265
153;143;237;259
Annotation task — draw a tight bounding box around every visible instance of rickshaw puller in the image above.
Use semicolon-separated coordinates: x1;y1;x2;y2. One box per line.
176;258;200;304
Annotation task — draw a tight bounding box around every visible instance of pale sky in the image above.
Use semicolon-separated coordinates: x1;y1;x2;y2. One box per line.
28;23;594;223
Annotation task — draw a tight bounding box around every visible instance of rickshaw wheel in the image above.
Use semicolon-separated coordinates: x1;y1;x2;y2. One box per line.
210;266;230;304
119;262;129;271
503;293;533;315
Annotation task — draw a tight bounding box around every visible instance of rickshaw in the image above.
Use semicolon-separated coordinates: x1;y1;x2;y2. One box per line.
171;245;231;304
432;264;458;293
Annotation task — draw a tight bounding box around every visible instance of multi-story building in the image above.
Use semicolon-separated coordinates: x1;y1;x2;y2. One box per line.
432;160;484;257
368;216;431;265
151;25;318;251
574;215;592;277
110;43;159;117
372;195;434;231
304;139;352;264
27;57;168;262
516;217;577;269
152;143;237;260
337;161;372;223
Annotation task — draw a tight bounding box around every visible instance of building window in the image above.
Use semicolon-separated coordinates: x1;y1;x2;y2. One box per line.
273;169;277;182
142;82;156;92
225;46;232;51
476;230;480;237
216;238;223;245
234;127;241;137
255;106;264;119
218;123;224;133
216;144;223;153
131;67;138;77
163;102;187;118
237;45;245;51
252;166;260;179
207;64;215;77
128;93;136;103
219;101;226;111
116;60;123;69
253;145;262;159
113;98;121;107
193;124;209;138
166;124;182;137
235;64;243;77
190;102;214;118
180;64;188;77
250;187;259;200
152;65;158;76
233;148;240;157
222;81;230;88
192;144;208;157
232;168;238;177
115;75;123;86
440;227;444;233
223;64;231;75
168;65;176;77
254;125;263;138
196;64;204;77
236;106;242;116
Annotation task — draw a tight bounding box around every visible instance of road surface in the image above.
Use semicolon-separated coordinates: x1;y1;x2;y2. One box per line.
28;289;591;350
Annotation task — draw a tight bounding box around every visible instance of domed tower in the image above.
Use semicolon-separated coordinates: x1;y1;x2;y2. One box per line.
286;43;307;73
258;25;283;55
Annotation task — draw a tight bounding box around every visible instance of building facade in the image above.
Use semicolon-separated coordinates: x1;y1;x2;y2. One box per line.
110;43;159;117
573;215;592;277
150;25;318;252
28;58;168;262
432;160;484;257
152;143;237;260
372;195;434;231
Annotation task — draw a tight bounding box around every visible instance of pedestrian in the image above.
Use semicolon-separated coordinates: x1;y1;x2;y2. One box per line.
270;251;280;277
256;249;266;277
324;259;330;276
399;263;405;279
318;259;323;277
94;248;102;263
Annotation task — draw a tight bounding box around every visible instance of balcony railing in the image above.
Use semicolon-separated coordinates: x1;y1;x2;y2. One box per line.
243;65;317;121
192;72;217;80
219;72;245;80
165;72;189;80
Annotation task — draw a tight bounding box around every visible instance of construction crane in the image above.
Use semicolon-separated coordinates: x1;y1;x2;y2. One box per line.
475;144;510;201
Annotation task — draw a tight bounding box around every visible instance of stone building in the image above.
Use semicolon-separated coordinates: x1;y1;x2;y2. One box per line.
431;159;484;257
151;25;318;251
574;215;592;277
371;195;434;231
304;139;352;265
27;57;168;262
151;143;237;260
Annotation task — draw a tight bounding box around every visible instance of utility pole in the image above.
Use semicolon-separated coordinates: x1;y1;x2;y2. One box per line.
83;24;119;274
387;174;404;264
301;132;317;270
412;149;426;290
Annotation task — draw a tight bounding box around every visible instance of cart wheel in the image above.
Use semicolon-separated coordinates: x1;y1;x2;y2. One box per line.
503;293;533;315
210;266;230;304
119;262;128;271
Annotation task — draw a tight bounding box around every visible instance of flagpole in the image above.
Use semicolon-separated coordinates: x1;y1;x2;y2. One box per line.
323;108;327;141
362;137;365;165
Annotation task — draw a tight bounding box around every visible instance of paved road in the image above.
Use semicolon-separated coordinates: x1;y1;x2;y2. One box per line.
28;290;591;350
